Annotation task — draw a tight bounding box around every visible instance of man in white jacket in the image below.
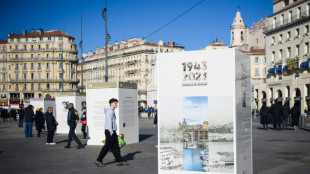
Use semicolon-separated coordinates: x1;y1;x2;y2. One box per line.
95;98;128;167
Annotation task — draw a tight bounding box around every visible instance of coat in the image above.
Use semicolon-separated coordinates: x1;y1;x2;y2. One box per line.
282;103;290;121
25;107;34;122
290;105;300;126
18;109;25;119
260;106;269;124
45;112;56;131
270;103;283;124
34;111;44;130
67;108;79;125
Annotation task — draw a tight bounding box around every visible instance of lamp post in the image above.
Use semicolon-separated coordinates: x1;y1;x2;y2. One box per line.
80;11;84;92
102;0;110;82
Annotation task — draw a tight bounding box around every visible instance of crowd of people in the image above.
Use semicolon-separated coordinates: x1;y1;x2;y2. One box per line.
0;98;133;167
259;98;302;131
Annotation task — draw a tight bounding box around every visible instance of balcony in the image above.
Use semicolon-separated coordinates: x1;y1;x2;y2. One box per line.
125;70;138;74
8;78;79;83
264;11;310;33
1;67;6;71
41;88;79;92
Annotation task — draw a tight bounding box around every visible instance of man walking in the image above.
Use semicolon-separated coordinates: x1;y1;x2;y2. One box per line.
65;103;84;149
270;99;283;130
95;98;128;167
18;107;25;127
24;105;34;137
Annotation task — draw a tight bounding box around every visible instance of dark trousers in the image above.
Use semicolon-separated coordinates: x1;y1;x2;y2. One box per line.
47;130;55;143
19;118;24;127
97;130;122;162
81;124;87;139
67;123;82;146
37;130;42;137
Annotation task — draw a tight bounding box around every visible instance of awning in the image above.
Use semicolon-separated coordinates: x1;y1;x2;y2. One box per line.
300;61;309;67
277;65;282;71
283;66;288;70
268;68;275;73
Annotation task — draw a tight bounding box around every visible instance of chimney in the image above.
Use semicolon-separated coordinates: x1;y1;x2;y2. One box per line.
168;42;175;47
23;30;28;36
32;29;34;33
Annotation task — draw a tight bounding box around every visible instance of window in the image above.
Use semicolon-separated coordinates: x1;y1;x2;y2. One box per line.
31;63;34;69
31;84;34;90
263;57;266;64
15;63;19;70
279;34;283;42
262;68;266;75
59;63;63;69
305;25;309;34
59;73;63;79
296;45;299;56
255;68;259;76
308;3;310;16
297;7;301;19
15;74;19;80
281;14;284;25
241;31;244;41
38;54;41;59
296;28;299;37
305;42;309;54
232;32;234;41
38;84;41;90
273;17;276;28
46;44;49;50
46;73;49;79
279;49;283;59
59;83;63;89
31;73;34;80
287;31;291;40
59;44;63;50
272;51;275;61
48;37;51;41
59;37;63;41
46;54;49;59
40;37;43;41
47;83;50;90
24;73;27;80
289;11;292;22
38;45;41;50
24;45;26;50
26;38;28;42
31;54;34;59
256;38;258;44
38;73;41;80
46;63;50;69
59;54;63;59
24;84;27;90
284;0;289;6
254;57;259;64
31;45;34;51
287;47;291;58
272;36;275;44
16;84;19;90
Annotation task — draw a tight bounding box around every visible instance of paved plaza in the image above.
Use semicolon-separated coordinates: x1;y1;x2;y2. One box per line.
0;118;310;174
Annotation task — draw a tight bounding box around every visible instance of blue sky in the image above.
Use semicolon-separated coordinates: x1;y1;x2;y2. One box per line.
0;0;273;57
183;96;208;123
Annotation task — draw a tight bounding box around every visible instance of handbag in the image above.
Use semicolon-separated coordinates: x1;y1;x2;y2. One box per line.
55;120;59;126
102;134;126;148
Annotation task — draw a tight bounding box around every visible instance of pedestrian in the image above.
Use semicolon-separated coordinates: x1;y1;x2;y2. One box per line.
95;98;129;167
281;101;290;129
269;99;283;130
80;107;87;140
1;108;7;122
18;107;25;127
290;101;301;131
9;109;17;123
304;107;308;117
45;107;56;145
147;106;152;119
259;100;269;130
64;103;84;149
34;108;44;137
24;105;34;137
153;109;158;147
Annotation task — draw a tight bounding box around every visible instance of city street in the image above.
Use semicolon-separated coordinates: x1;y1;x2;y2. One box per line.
0;118;158;174
1;118;310;174
253;118;310;174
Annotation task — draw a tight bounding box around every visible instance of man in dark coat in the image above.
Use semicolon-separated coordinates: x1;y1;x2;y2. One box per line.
24;105;34;137
259;101;269;130
18;108;25;127
281;101;290;129
34;108;44;137
290;101;301;131
269;100;283;130
9;109;17;123
65;103;84;149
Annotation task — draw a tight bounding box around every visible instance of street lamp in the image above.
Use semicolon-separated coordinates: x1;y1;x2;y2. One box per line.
102;0;111;82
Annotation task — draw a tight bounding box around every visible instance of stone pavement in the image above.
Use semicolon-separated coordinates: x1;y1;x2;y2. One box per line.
253;118;310;174
0;118;158;174
1;117;310;174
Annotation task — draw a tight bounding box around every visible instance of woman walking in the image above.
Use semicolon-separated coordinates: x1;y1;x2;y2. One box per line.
34;108;44;137
45;107;57;145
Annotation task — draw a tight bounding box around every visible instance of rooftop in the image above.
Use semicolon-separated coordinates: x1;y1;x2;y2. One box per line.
7;29;74;39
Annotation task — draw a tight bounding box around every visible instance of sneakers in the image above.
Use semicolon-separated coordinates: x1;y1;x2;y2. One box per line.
46;143;50;145
64;145;70;148
117;161;129;166
95;161;106;167
46;142;56;145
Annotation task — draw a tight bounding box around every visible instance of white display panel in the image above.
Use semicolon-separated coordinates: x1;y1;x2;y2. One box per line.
157;49;252;174
86;82;139;145
55;92;86;134
30;98;56;114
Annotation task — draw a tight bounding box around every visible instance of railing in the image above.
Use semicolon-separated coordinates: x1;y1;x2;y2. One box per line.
41;88;79;92
125;70;138;74
264;11;310;33
8;78;80;83
23;67;27;70
1;67;6;71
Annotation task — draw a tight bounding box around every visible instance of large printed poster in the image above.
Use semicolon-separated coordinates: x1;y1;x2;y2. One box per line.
158;49;251;174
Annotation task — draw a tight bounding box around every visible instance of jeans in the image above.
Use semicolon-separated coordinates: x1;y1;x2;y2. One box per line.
81;124;87;139
25;122;33;136
67;123;82;147
47;130;55;143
